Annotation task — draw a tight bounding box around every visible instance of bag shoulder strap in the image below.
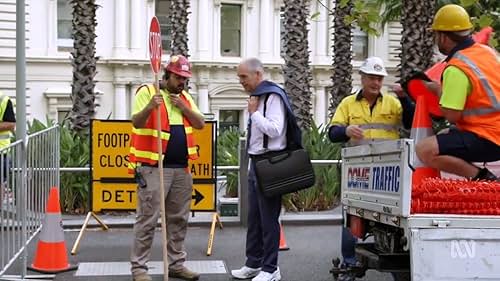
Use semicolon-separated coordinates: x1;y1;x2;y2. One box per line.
262;94;271;149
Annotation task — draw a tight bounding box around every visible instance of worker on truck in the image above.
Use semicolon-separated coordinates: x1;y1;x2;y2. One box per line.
328;56;414;280
416;4;500;181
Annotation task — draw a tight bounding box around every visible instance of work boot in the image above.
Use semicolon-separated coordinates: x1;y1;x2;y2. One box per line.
168;266;200;281
473;168;499;181
133;272;152;281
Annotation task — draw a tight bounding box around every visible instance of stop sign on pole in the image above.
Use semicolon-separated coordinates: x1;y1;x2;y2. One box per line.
149;17;162;74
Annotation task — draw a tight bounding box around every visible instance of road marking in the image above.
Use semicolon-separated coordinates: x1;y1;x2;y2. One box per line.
75;260;227;276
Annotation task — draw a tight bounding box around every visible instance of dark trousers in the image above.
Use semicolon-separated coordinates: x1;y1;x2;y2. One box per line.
245;165;282;273
342;227;358;265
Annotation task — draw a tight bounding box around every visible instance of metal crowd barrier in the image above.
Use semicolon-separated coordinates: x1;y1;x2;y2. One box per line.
0;125;59;279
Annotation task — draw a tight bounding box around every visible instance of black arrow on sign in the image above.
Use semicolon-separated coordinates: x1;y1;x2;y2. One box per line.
192;189;204;205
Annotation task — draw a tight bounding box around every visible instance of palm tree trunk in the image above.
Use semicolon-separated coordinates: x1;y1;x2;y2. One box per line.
329;0;353;117
282;0;313;130
70;0;98;133
399;0;436;84
170;0;190;57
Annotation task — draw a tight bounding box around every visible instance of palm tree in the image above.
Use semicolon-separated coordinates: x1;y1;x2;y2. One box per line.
328;0;354;116
170;0;190;57
399;0;436;84
69;0;99;133
281;0;314;130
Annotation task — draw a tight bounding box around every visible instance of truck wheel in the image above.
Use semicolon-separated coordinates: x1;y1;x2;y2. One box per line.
392;272;410;281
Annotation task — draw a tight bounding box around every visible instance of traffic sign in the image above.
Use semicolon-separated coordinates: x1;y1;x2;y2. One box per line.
190;183;216;211
90;119;217;212
92;182;137;212
149;16;162;74
189;121;214;180
91;120;134;181
91;182;216;212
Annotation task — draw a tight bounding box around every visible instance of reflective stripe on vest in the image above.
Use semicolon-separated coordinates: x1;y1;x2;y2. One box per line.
454;52;500;116
358;123;399;131
132;127;170;139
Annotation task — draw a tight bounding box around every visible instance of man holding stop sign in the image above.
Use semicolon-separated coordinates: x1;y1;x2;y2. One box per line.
128;17;205;281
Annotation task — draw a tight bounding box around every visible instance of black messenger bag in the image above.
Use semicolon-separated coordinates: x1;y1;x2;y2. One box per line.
253;147;315;197
251;94;315;197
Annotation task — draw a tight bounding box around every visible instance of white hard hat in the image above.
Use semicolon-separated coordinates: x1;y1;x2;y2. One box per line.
359;57;388;76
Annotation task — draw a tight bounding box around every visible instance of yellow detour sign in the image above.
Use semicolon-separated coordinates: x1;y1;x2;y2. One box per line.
90;119;217;212
91;182;214;212
191;184;215;210
92;182;137;211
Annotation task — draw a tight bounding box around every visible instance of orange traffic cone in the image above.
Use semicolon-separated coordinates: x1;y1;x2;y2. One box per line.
29;187;78;273
411;95;441;188
279;223;289;251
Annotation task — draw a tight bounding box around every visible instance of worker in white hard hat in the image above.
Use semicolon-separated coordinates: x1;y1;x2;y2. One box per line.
329;57;414;145
328;56;414;281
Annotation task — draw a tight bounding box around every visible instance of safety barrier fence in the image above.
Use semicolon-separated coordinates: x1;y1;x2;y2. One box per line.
0;125;59;278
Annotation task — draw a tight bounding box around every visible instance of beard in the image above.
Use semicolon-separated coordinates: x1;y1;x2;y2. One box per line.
167;83;184;94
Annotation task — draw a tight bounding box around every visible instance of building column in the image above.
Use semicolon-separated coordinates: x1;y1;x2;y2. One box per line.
47;0;57;55
47;97;58;122
130;0;145;58
259;0;272;60
197;0;210;60
114;84;127;119
198;85;209;113
314;0;328;63
314;86;326;126
113;0;128;58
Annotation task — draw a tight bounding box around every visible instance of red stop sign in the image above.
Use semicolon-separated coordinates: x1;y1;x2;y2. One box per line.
149;17;162;74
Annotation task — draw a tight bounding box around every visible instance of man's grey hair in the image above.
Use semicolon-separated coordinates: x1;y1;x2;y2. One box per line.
241;58;264;73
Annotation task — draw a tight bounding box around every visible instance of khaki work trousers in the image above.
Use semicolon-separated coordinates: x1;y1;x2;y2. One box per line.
131;166;193;276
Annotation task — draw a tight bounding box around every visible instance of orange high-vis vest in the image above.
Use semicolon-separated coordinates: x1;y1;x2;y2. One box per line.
447;43;500;145
128;85;198;174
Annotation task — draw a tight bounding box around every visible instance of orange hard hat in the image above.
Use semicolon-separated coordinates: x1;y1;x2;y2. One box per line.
165;55;192;78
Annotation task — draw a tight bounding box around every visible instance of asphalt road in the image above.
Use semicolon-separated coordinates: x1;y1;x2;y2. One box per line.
3;224;393;281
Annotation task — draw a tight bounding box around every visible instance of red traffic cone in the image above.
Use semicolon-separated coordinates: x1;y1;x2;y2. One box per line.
29;187;78;273
279;223;289;251
411;95;441;189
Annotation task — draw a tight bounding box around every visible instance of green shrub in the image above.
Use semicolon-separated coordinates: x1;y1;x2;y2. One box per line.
216;128;241;197
282;123;342;211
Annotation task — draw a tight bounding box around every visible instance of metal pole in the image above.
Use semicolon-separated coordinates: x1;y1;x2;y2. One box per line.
16;1;26;141
238;138;248;227
16;0;28;279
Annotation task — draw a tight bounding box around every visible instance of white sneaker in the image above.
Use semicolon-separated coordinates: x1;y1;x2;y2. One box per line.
251;268;281;281
231;266;261;279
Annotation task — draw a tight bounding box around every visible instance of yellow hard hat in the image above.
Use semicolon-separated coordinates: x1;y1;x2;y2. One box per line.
431;4;473;31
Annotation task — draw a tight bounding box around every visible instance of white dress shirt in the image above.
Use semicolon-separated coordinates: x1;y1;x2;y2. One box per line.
247;93;287;155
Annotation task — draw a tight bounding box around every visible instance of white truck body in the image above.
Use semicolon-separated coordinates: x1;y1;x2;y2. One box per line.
341;139;500;281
